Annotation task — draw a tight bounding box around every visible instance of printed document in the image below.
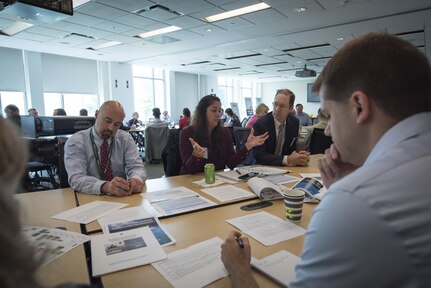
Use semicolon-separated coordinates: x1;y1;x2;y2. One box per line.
22;226;90;266
299;173;322;181
91;227;166;276
263;174;300;185
152;237;228;288
238;166;289;176
51;201;128;224
200;184;255;202
251;250;301;287
150;195;216;216
98;206;176;246
141;186;198;203
226;211;306;246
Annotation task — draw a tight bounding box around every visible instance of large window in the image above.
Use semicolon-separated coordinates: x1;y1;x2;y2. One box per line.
217;78;257;119
43;93;98;116
133;66;166;121
0;91;26;115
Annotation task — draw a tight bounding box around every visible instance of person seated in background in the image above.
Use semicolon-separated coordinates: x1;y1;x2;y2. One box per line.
221;32;431;288
79;108;88;116
53;108;67;116
253;89;310;167
179;108;191;130
127;112;143;128
4;104;20;118
302;108;329;150
245;103;269;128
295;103;312;126
0;117;43;288
65;100;146;196
27;108;38;116
219;108;227;123
146;108;168;128
224;108;241;127
179;95;268;174
161;110;174;125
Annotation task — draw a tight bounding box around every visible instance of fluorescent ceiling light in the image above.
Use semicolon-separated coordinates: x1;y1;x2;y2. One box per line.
0;21;33;36
136;26;181;39
203;2;271;22
88;41;122;50
73;0;92;8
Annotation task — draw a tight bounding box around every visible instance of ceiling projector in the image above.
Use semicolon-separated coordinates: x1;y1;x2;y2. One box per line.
295;65;317;78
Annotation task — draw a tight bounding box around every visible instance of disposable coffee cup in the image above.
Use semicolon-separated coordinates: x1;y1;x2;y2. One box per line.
283;189;305;222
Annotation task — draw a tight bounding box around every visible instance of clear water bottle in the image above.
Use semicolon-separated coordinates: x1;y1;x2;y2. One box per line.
296;134;306;152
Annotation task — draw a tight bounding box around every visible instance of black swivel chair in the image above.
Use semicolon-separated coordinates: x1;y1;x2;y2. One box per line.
162;129;183;177
309;128;332;154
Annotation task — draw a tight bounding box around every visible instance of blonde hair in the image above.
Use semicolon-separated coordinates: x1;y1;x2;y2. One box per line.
0;117;41;288
255;103;269;117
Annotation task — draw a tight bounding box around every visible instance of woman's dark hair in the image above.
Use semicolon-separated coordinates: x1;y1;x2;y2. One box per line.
191;95;225;158
183;108;191;117
225;108;234;116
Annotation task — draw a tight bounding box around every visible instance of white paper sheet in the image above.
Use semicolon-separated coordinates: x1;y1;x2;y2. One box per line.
238;166;290;176
141;186;198;203
152;237;228;288
200;185;255;202
91;227;166;276
263;174;301;185
251;250;301;287
51;201;128;224
193;178;226;187
150;195;216;216
215;170;243;183
299;173;322;181
226;211;306;246
98;206;176;247
22;226;90;266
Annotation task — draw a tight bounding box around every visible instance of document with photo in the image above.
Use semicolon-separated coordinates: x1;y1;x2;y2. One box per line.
200;185;255;202
247;177;285;201
98;206;176;247
152;237;228;288
292;177;327;203
51;201;128;224
22;226;90;266
226;211;306;246
91;227;166;276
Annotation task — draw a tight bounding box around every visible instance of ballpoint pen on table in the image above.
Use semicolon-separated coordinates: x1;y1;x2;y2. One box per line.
235;236;244;249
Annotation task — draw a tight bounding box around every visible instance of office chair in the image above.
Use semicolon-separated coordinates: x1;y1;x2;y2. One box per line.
309;128;332;154
162;129;183;177
233;127;251;152
145;126;169;164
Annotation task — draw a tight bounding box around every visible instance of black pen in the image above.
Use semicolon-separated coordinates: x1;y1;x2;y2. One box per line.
235;169;242;175
235;236;244;249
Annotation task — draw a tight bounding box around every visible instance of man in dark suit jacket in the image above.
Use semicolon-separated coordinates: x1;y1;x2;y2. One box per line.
253;89;310;166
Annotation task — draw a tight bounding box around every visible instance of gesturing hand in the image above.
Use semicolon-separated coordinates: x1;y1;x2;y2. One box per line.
245;128;269;150
189;138;205;158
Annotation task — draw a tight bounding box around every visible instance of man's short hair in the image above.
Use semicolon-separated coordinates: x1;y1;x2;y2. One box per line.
152;108;161;118
4;104;20;117
313;32;431;120
79;109;88;116
275;89;295;108
295;103;303;108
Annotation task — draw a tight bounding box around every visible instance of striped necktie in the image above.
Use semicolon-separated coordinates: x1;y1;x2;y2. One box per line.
100;139;113;181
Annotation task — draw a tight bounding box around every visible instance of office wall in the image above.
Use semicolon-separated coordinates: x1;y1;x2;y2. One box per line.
0;47;25;91
170;72;199;122
261;79;321;117
108;62;134;118
42;54;98;94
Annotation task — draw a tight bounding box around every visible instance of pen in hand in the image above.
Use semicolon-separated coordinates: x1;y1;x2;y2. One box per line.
235;236;244;249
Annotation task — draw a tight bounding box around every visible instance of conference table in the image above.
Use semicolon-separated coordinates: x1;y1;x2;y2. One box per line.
16;154;323;287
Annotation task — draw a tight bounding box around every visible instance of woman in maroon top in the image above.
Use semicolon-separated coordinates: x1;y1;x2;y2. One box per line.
178;107;191;130
179;95;268;174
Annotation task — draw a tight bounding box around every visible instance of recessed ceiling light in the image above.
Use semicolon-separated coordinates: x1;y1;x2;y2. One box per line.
203;2;271;22
0;21;33;36
295;7;307;12
73;0;91;8
87;41;122;50
337;37;344;41
135;26;181;39
204;28;212;33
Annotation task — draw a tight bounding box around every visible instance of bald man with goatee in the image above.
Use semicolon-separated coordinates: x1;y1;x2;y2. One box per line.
65;101;147;196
